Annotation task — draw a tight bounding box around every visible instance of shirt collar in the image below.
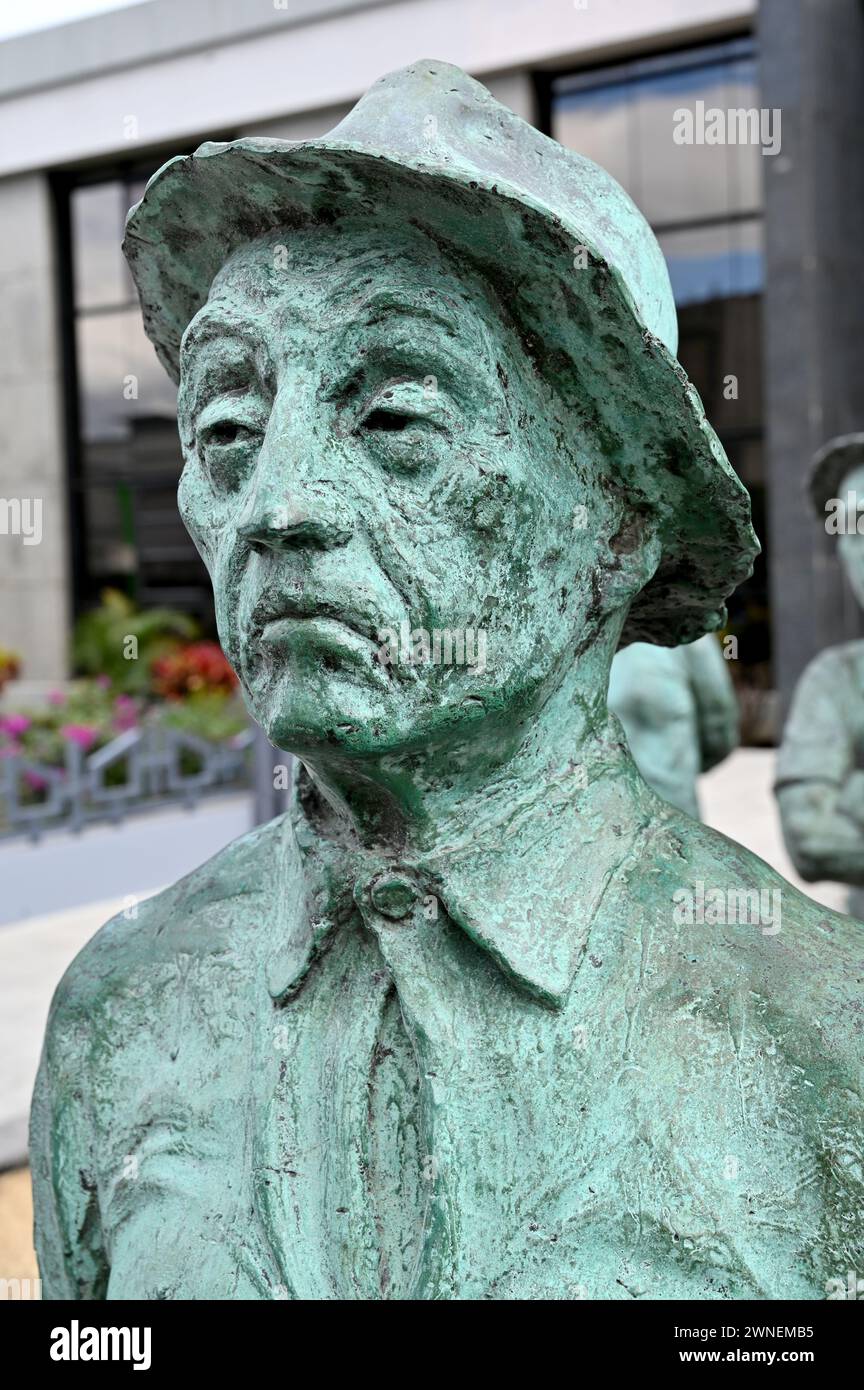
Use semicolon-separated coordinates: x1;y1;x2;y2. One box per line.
266;726;653;1010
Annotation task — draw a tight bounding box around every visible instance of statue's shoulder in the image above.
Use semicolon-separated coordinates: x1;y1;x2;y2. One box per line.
794;637;864;695
619;815;863;1293
45;811;291;1032
649;811;864;1055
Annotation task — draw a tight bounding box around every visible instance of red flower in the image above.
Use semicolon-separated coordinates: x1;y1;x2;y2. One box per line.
151;642;237;699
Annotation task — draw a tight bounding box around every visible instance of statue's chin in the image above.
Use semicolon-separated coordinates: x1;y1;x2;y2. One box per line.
245;683;386;756
238;627;393;749
246;667;495;762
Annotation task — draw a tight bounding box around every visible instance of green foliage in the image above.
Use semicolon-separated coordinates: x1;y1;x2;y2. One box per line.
0;645;21;689
159;691;248;744
72;588;198;695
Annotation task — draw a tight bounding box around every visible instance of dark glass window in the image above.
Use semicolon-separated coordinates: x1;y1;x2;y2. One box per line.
63;166;213;625
550;38;769;683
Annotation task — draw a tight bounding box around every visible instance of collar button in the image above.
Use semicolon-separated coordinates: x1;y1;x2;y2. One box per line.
369;871;421;921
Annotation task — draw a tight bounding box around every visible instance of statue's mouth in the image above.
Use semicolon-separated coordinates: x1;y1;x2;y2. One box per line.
252;595;380;647
245;594;395;689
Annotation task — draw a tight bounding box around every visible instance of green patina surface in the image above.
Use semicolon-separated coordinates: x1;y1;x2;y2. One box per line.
779;439;864;919
609;634;739;820
30;62;863;1301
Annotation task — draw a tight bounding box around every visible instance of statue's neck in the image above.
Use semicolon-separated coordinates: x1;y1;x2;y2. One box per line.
297;631;624;857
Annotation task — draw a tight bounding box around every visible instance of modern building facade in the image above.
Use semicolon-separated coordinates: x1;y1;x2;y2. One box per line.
0;0;860;718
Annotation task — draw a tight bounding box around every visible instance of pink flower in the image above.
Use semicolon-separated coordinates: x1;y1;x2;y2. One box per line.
96;675;111;689
60;723;99;750
0;713;30;737
47;689;66;707
23;769;48;791
112;697;138;732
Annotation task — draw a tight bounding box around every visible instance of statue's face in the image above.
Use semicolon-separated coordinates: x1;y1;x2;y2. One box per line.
177;223;620;757
838;464;864;609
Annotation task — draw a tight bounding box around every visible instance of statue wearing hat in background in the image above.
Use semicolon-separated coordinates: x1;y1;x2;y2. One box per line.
31;62;862;1300
608;632;739;820
778;434;864;917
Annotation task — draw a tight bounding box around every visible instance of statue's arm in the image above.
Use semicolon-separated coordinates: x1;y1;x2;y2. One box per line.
30;989;109;1299
776;651;864;884
684;634;739;771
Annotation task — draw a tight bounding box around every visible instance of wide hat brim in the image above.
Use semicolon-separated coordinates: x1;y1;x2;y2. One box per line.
809;433;864;517
123;59;759;647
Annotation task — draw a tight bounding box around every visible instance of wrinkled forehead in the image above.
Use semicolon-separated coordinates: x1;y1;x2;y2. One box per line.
179;219;514;382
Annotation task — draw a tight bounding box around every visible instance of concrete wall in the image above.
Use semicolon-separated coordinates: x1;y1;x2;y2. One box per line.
0;0;755;176
244;68;535;141
0;0;755;684
760;0;864;711
0;174;69;682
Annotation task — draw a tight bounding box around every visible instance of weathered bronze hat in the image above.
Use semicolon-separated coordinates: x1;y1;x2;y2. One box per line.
123;59;759;646
809;433;864;517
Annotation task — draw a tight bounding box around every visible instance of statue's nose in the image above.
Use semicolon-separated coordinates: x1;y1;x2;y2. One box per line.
238;507;352;552
235;453;354;554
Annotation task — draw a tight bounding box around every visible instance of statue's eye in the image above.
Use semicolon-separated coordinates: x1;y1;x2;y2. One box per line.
355;381;447;471
207;420;243;445
200;419;258;448
362;408;413;433
197;415;264;492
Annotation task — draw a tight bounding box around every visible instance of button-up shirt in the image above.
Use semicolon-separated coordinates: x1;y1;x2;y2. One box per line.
32;730;864;1300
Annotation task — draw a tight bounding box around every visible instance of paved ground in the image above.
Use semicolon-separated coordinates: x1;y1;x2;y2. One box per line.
0;1168;37;1292
700;748;847;914
0;793;253;925
0;792;253;1170
0;751;852;1285
0;891;158;1172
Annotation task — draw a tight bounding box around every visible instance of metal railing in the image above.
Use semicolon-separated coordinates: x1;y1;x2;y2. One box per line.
0;724;254;840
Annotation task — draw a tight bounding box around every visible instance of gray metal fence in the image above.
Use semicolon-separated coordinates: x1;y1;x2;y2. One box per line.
0;725;254;840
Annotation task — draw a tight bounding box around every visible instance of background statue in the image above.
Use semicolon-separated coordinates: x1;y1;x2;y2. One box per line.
31;62;862;1301
777;433;864;916
608;633;739;819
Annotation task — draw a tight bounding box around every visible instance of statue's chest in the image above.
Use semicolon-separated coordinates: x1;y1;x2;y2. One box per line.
95;923;779;1300
248;923;640;1299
